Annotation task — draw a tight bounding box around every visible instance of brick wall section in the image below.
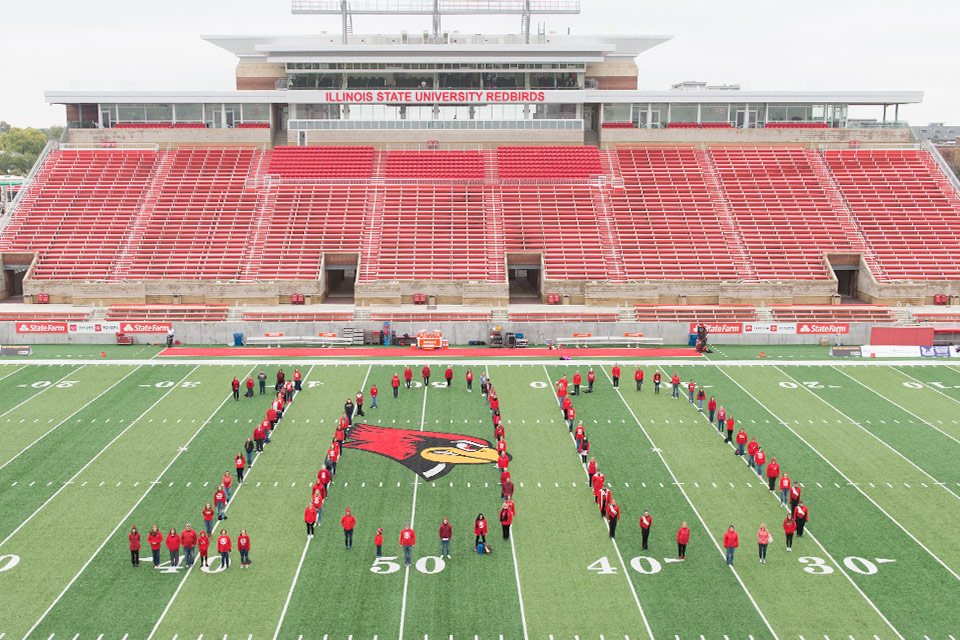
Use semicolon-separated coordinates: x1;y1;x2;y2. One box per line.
237;77;280;90
66;105;80;122
594;76;638;90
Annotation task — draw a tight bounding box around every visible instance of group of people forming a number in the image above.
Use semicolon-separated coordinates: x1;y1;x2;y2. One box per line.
556;365;811;566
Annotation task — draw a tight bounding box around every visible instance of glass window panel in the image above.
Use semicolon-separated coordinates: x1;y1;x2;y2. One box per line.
700;104;729;122
602;103;631;122
144;104;172;122
241;104;270;122
118;104;145;122
176;104;203;122
670;104;698;123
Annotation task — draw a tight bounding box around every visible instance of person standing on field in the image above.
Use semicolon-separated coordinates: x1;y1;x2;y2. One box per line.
499;503;514;540
245;376;254;398
214;486;227;520
793;501;808;538
231;377;240;401
611;364;621;389
311;489;323;527
640;510;652;550
635;367;643;391
789;484;802;512
502;475;514;503
355;389;365;418
294;368;302;391
445;366;453;387
723;526;739;565
671;372;681;399
244;438;254;468
766;458;780;491
370;384;378;409
757;523;770;563
747;437;758;467
422;365;431;386
716;405;726;434
587;368;595;393
392;373;401;398
779;474;791;506
341;508;356;549
222;471;233;503
275;368;285;393
202;503;215;535
696;387;706;411
579;436;590;465
305;503;317;538
235;451;246;484
375;528;384;557
238;529;251;568
344;398;355;426
754;447;766;478
725;415;735;443
736;428;748;456
466;369;473;392
217;529;231;569
707;396;717;424
166;528;181;567
676;521;690;559
566;405;576;432
258;369;266;395
198;530;210;568
480;372;488;397
399;523;416;566
687;379;696;404
439;518;452;558
497;450;510;479
783;515;796;552
181;524;197;567
254;421;266;453
606;499;620;538
587;457;597;486
129;526;141;567
474;514;488;548
286;380;295;403
572;371;581;396
404;366;413;389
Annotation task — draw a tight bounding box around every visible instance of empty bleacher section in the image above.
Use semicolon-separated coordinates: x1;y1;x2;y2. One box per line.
633;306;758;322
0;149;157;278
611;147;742;279
266;146;374;179
709;147;855;279
769;305;897;323
497;146;603;179
124;148;260;279
822;149;960;279
105;305;230;322
381;150;484;181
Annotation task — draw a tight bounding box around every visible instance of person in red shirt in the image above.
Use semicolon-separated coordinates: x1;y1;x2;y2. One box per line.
725;416;735;443
341;508;356;549
793;501;809;538
439;519;452;558
500;468;510;487
496;437;507;455
238;529;251;568
566;406;576;432
214;487;227;521
245;376;254;398
599;487;612;519
556;378;567;400
766;457;780;491
222;472;233;503
635;368;643;392
165;528;181;567
202;502;215;536
254;420;267;453
670;373;681;399
723;526;739;565
574;421;585;448
231;377;240;401
572;371;582;396
494;420;504;441
707;396;717;424
374;527;384;557
606;499;620;538
128;526;141;567
305;503;317;537
755;447;767;478
466;369;473;392
583;368;593;393
276;368;285;393
783;515;796;551
789;484;802;512
747;437;758;466
327;444;339;476
592;471;605;505
587;457;597;486
318;467;331;491
696;387;706;411
444;366;453;388
266;405;278;430
370;384;378;409
217;529;232;569
579;436;590;464
687;379;696;404
736;429;748;457
337;412;348;436
147;525;163;567
611;364;621;389
197;530;210;568
399;523;416;566
497;451;509;479
355;389;365;417
677;521;690;559
779;473;792;506
640;510;652;550
311;488;324;525
392;374;401;398
235;451;246;484
286;380;295;402
502;475;514;503
404;366;413;389
422;365;431;385
716;406;726;434
294;368;302;391
490;394;499;415
500;503;514;540
181;524;197;567
474;514;488;548
653;370;662;394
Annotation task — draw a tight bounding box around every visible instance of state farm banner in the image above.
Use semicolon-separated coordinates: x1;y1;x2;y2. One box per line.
688;322;743;334
68;322;121;334
797;322;849;335
743;322;798;335
117;322;172;334
16;322;67;334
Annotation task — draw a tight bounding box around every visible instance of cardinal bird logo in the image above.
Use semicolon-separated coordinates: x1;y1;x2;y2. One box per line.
344;423;508;480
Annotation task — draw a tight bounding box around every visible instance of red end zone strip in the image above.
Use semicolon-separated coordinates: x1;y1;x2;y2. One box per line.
159;347;703;358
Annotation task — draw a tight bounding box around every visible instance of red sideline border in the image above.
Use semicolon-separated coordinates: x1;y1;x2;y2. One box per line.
159;347;702;358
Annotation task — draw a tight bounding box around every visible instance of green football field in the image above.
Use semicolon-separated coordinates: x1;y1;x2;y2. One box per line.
1;352;959;640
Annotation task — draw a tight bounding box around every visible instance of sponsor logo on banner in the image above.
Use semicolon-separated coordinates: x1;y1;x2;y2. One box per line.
689;322;742;334
119;322;172;334
16;322;67;334
0;345;32;356
920;346;952;358
797;323;849;334
831;346;862;357
744;323;798;335
573;333;592;338
67;323;121;334
624;332;644;337
860;345;922;358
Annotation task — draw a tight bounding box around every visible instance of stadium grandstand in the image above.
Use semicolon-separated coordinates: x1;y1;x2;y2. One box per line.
0;0;958;341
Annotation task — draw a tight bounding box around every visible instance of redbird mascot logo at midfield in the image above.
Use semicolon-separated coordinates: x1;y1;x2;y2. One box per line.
344;423;508;480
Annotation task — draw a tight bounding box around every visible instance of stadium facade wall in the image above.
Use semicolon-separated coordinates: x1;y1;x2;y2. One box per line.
599;127;914;146
65;128;272;147
294;128;584;146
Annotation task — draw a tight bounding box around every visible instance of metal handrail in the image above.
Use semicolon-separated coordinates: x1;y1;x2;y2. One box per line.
5;140;58;216
921;140;960;197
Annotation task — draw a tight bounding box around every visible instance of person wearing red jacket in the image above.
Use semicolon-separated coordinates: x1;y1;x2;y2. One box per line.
466;369;473;392
267;405;278;430
128;526;141;567
305;504;317;537
181;525;197;567
404;366;413;388
572;371;582;396
370;384;378;409
574;421;585;444
592;471;605;504
439;519;452;558
496;438;507;456
231;377;240;401
587;457;597;486
635;368;643;392
789;484;802;512
217;529;231;569
276;368;285;393
793;501;809;538
355;389;365;417
716;406;726;433
606;499;620;538
318;467;331;491
328;443;340;476
375;527;384;557
341;508;356;549
238;529;251;568
566;406;576;432
754;448;767;479
500;468;510;487
696;387;706;411
561;395;572;416
497;451;509;479
723;526;739;565
254;421;266;453
670;373;681;399
556;377;568;400
599;487;612;519
399;523;416;566
293;368;302;391
587;368;595;393
747;437;759;467
494;420;504;441
653;370;662;394
687;379;696;404
311;485;324;519
285;380;295;403
444;366;453;387
766;458;780;491
677;521;690;559
222;471;233;503
736;429;748;456
640;510;652;550
202;503;215;536
707;396;717;424
490;394;499;415
235;451;246;484
197;531;210;568
214;487;227;521
422;365;431;385
392;373;401;398
611;364;621;389
502;475;514;503
500;503;515;540
474;514;488;548
783;515;796;551
165;528;181;567
245;376;254;398
725;416;735;443
779;473;791;506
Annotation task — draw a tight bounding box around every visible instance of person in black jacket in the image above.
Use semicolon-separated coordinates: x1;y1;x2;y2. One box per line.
344;399;355;426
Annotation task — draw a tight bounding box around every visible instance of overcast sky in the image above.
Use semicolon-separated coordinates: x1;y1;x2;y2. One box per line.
1;0;956;128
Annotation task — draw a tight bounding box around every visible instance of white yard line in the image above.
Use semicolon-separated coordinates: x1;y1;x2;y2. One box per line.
0;365;196;549
0;364;28;383
775;365;960;504
587;365;777;640
654;366;904;640
0;365;145;474
896;366;960;411
272;364;369;640
541;365;656;640
149;365;313;640
22;365;257;640
716;366;960;582
398;375;429;640
0;365;87;420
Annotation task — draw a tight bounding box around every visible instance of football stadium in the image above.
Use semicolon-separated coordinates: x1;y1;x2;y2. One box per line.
1;1;960;639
